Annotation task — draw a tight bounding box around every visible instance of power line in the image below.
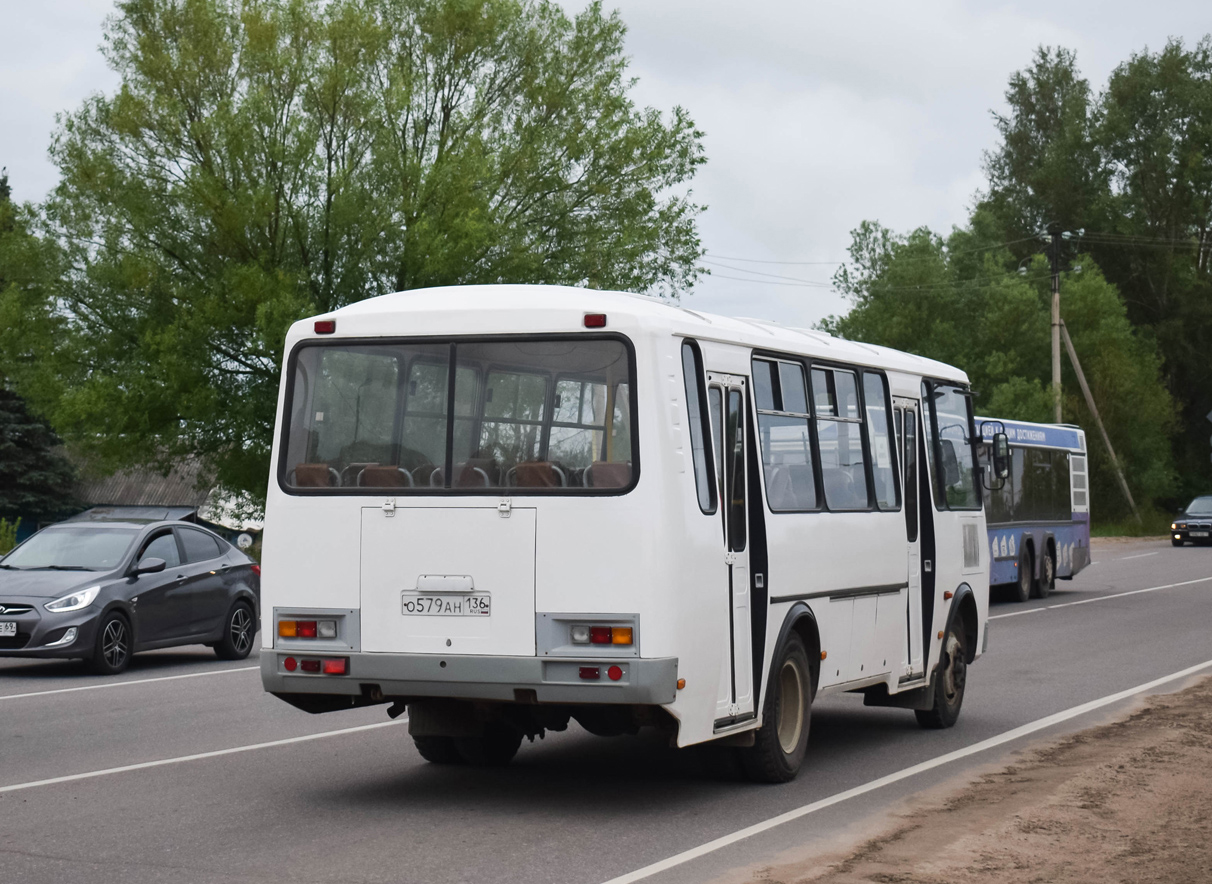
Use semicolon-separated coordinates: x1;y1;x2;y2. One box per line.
699;259;833;286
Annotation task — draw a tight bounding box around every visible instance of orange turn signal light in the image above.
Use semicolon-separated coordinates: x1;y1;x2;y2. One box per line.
943;591;954;600
677;678;686;690
278;620;298;638
611;627;633;645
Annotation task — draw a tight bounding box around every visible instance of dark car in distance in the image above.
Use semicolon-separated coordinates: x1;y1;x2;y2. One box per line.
0;520;260;674
1172;496;1212;547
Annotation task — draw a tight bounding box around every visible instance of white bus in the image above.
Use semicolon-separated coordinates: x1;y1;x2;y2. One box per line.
261;285;992;781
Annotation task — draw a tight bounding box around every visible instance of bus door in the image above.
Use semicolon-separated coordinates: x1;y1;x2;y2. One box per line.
895;398;926;680
707;375;755;725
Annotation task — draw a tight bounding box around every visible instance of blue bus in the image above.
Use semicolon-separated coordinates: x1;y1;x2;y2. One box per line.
977;417;1091;602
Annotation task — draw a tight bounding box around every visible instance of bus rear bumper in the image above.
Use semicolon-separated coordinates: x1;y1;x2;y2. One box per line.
260;651;679;706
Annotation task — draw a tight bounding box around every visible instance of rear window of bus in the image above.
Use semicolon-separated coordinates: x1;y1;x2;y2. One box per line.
280;336;636;494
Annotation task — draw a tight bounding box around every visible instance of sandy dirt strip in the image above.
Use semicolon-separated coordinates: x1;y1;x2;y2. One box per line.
715;676;1212;884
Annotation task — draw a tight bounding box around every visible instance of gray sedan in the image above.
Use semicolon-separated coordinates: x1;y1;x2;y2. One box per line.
0;520;260;674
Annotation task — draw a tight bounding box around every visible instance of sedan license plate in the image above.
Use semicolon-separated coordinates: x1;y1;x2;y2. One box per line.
1191;531;1209;538
0;622;16;638
401;593;490;616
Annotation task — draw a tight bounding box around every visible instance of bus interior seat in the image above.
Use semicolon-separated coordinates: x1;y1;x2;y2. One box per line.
510;462;567;487
358;465;414;487
291;463;340;487
453;459;494;487
766;465;794;510
586;462;631;488
823;468;862;509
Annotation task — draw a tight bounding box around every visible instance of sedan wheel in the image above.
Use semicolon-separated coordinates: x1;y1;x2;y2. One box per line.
90;614;132;675
215;602;256;660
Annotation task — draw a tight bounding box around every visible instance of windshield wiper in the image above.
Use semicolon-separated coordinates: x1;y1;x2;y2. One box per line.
0;564;21;570
39;565;96;571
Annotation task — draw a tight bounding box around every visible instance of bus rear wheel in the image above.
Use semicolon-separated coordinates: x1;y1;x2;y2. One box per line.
739;633;811;783
916;623;966;729
1034;550;1055;599
413;735;462;764
1014;547;1032;603
454;722;522;766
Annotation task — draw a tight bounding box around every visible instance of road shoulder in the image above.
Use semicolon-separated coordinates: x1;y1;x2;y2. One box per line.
712;674;1212;883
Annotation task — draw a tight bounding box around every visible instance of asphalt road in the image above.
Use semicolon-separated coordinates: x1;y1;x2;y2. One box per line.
1;537;1210;884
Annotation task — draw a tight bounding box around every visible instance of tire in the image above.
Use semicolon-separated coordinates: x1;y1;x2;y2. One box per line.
1013;546;1032;603
739;632;811;783
916;622;966;729
454;722;522;766
214;601;256;660
1034;550;1055;600
413;735;463;764
89;612;132;675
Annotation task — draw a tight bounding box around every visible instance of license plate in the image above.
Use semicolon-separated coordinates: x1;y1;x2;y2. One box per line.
1191;531;1209;538
401;593;491;616
0;622;16;637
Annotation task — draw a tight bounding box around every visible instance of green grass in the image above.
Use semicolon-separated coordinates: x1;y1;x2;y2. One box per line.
1090;508;1174;538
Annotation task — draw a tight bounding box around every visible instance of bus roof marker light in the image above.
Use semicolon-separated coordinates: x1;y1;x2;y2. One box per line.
314;319;336;334
583;313;607;328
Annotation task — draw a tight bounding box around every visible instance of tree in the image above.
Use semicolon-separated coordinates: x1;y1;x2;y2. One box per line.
9;0;705;507
982;47;1107;249
975;39;1212;501
0;389;79;525
823;223;1176;518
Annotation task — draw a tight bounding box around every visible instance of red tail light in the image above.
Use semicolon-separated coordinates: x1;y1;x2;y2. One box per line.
579;667;601;680
322;658;347;675
589;626;612;644
296;621;317;638
607;665;623;681
300;659;321;673
250;564;261;577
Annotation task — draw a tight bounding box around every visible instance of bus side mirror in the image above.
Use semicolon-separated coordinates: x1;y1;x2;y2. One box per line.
992;432;1010;480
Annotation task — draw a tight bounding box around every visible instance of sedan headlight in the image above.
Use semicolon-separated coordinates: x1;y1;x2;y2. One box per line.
45;586;102;613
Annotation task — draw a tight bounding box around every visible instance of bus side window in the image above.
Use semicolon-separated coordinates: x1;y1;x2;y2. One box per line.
753;358;817;511
709;386;726;537
903;410;918;542
813;367;870;510
681;341;716;514
863;372;899;510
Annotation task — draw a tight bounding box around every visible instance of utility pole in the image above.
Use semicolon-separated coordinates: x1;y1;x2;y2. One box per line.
1061;320;1141;524
1050;226;1063;423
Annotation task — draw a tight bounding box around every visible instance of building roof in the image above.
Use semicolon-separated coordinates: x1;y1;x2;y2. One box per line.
76;458;213;509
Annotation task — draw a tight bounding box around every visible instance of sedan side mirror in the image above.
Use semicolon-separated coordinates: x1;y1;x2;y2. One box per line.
134;557;167;575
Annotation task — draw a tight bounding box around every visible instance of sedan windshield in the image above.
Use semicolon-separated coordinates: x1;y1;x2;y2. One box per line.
1186;497;1212;516
1;526;139;571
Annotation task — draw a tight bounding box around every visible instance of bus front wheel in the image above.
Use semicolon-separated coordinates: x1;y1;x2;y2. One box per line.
740;633;811;783
916;623;966;729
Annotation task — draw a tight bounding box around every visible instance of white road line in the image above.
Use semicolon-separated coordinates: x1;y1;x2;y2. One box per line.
988;575;1212;621
599;658;1212;884
0;719;406;794
1119;551;1160;561
0;665;259;701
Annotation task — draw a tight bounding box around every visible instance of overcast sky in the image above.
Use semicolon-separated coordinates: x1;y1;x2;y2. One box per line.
2;1;1208;328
